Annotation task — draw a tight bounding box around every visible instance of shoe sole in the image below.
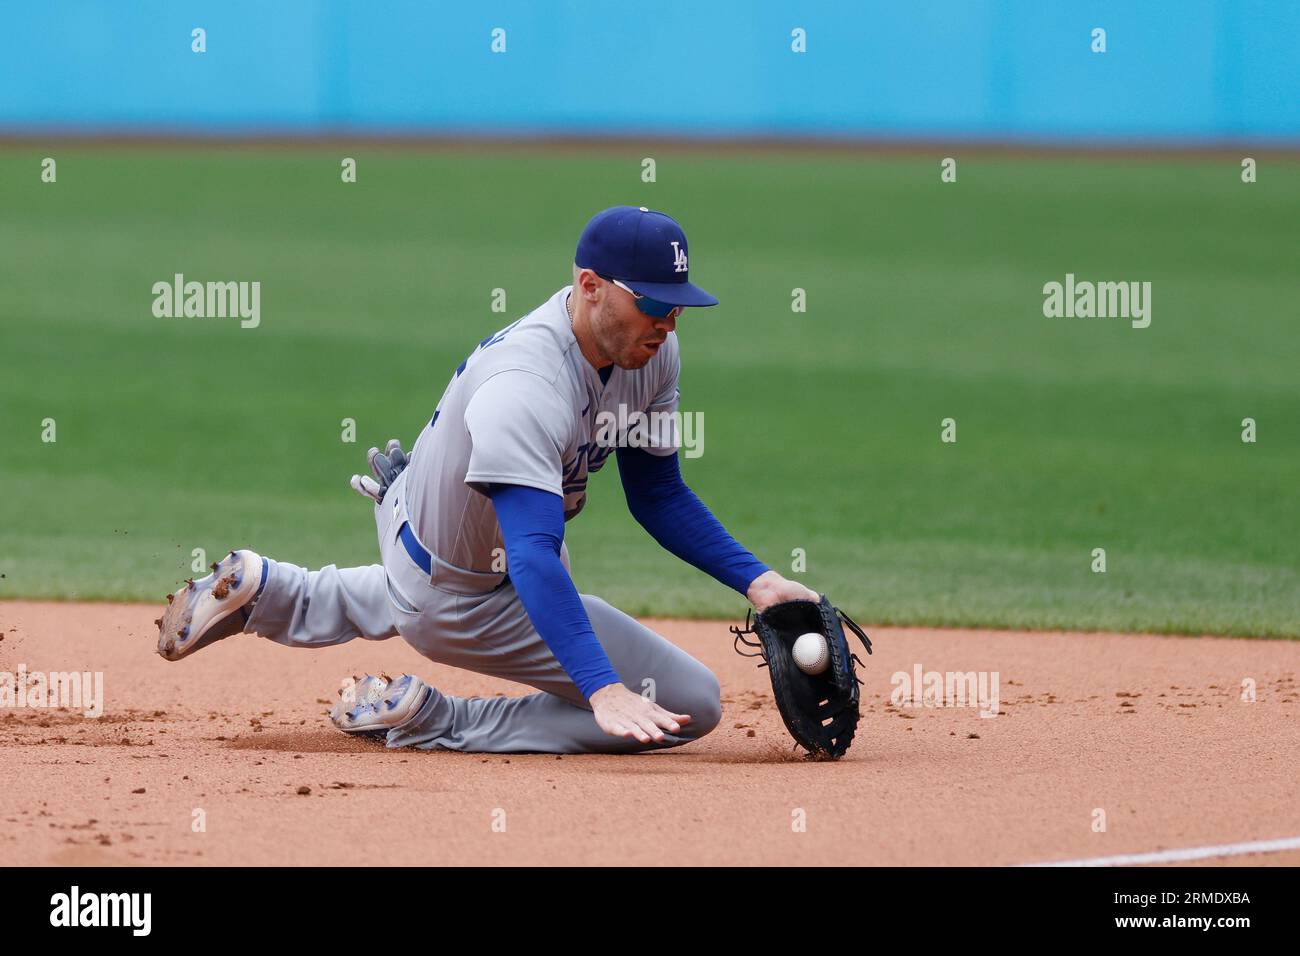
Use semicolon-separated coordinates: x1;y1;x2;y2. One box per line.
156;550;261;661
331;674;431;737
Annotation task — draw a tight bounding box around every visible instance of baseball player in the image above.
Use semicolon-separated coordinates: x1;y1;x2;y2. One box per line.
156;205;818;754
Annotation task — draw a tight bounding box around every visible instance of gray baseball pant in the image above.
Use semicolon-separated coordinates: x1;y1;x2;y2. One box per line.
242;479;722;754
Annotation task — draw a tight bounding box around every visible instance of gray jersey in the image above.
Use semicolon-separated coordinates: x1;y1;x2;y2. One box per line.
403;286;681;574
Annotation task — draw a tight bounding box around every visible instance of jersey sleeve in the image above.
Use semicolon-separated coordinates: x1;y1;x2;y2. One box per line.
463;369;572;497
643;333;681;457
488;483;621;699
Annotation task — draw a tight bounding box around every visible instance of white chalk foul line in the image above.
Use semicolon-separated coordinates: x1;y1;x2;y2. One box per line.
1022;835;1300;867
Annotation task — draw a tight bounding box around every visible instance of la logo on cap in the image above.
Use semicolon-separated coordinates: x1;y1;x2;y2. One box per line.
670;241;687;273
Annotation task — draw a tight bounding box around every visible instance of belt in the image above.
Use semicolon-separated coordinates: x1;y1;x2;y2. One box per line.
398;520;432;575
398;520;511;592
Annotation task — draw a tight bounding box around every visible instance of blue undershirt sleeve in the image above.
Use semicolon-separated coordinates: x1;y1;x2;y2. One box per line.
616;446;770;595
487;482;622;700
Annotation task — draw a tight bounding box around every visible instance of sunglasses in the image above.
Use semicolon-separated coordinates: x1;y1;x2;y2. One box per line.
596;273;683;320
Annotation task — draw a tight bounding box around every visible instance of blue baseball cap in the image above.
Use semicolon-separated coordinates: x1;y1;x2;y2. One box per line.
575;206;719;308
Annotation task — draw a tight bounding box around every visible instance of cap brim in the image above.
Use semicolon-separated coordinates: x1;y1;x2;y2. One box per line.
624;279;719;308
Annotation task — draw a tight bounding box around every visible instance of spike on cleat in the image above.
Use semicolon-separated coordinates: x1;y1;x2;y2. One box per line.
329;674;432;738
155;549;263;662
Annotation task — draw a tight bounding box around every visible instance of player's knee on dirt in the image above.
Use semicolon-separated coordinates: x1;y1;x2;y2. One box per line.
679;669;722;740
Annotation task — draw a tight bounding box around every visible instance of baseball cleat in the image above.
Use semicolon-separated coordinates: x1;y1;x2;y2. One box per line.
329;673;431;737
156;549;264;661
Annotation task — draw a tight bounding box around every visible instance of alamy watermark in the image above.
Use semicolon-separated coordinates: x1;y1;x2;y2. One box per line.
1042;273;1151;329
50;886;150;936
151;273;261;328
1;665;103;718
891;664;1000;718
593;402;704;458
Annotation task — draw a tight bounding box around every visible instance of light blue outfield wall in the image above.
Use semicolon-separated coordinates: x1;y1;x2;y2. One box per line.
1;1;1296;140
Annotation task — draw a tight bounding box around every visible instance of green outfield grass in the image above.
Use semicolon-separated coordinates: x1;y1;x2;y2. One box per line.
1;145;1297;637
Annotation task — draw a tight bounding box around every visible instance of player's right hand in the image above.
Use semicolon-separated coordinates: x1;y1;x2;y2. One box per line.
589;683;691;744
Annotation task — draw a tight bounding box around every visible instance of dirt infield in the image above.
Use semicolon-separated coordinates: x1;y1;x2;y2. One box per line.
2;600;1297;867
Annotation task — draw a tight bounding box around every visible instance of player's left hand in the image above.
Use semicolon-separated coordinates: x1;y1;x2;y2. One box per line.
746;570;819;612
589;683;692;744
349;439;409;504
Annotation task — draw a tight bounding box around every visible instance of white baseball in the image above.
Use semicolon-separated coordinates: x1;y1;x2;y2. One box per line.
792;632;829;675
